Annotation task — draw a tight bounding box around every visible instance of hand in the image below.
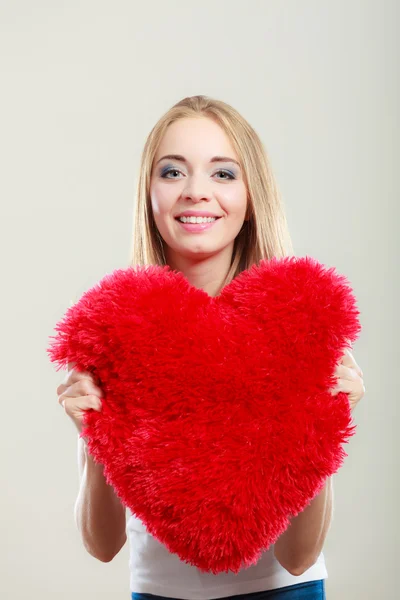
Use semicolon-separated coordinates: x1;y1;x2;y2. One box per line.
329;346;365;412
57;362;104;435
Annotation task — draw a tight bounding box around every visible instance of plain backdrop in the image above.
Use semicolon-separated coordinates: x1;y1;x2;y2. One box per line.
1;1;398;599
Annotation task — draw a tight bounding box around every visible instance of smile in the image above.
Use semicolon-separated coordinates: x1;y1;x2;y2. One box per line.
175;216;221;232
178;216;217;223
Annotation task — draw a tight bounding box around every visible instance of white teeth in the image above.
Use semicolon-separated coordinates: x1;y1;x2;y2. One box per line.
178;216;217;223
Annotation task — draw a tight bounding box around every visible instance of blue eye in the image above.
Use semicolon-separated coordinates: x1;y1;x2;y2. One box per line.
160;167;236;180
216;169;236;180
161;167;180;178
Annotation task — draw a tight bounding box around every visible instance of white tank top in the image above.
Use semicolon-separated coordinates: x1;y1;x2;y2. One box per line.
126;512;328;599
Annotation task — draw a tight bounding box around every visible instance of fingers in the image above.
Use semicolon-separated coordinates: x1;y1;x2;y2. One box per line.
56;362;104;436
60;394;103;415
330;377;353;395
57;363;104;426
56;365;102;397
75;377;104;398
334;363;361;382
58;380;104;408
339;348;363;379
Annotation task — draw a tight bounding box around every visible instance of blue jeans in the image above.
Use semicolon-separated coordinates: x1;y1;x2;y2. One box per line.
131;578;326;599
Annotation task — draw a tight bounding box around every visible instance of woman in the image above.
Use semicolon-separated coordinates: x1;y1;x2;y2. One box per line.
57;95;365;600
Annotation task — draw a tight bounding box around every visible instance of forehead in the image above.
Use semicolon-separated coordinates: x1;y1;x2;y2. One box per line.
154;117;238;161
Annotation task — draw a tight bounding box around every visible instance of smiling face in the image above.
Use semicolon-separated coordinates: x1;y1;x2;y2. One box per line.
150;117;248;265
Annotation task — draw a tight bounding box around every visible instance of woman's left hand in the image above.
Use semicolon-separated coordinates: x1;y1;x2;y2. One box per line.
330;346;365;412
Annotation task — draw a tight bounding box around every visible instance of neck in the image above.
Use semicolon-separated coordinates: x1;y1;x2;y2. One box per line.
165;244;234;297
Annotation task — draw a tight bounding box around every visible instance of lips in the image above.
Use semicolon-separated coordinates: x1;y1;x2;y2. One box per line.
176;217;220;232
175;211;222;218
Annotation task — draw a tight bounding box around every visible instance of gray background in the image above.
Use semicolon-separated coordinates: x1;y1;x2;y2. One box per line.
1;1;398;599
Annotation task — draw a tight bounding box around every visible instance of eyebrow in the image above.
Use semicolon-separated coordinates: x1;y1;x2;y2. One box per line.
155;154;241;168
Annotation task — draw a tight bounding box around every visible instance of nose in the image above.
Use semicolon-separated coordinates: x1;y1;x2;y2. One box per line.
182;173;213;203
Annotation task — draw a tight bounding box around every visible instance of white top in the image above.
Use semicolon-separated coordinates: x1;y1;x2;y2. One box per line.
126;513;328;599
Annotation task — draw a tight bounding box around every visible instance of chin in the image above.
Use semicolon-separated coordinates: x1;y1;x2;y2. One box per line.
165;232;236;262
179;246;219;260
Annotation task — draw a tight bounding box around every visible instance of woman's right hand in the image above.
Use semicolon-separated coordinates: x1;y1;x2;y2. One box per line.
57;362;104;435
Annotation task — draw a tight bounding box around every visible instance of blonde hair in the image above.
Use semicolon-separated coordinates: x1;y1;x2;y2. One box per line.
129;95;294;287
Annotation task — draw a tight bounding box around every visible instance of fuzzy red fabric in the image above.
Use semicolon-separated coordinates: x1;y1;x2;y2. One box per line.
47;255;361;574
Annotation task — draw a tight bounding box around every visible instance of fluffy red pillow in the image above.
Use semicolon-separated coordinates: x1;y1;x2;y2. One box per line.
47;255;361;574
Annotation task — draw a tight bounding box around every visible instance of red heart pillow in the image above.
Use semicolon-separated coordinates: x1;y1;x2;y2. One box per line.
47;255;361;574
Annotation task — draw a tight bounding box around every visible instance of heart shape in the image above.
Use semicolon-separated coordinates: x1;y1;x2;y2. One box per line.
47;255;361;574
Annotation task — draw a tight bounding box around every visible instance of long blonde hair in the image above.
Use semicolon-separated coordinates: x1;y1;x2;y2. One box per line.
129;95;294;287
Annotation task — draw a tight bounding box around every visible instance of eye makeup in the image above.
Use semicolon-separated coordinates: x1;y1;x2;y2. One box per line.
160;165;237;180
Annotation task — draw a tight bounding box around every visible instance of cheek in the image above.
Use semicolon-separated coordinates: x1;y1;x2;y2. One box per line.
149;184;178;241
221;187;248;218
150;183;173;219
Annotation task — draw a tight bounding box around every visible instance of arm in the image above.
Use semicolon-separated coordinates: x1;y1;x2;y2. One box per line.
74;435;127;562
274;476;334;576
273;348;363;576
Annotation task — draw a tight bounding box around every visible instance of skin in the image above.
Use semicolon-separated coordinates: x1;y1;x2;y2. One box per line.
150;116;249;298
274;345;365;574
57;117;366;565
330;345;365;410
148;115;366;404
